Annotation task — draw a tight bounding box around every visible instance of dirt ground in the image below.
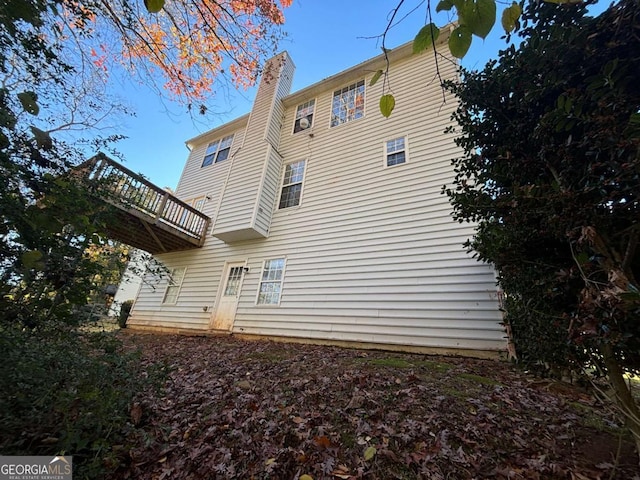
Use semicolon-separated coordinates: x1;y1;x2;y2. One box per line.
115;332;640;479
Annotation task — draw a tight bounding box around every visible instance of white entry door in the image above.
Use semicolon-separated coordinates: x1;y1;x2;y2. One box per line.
211;262;245;331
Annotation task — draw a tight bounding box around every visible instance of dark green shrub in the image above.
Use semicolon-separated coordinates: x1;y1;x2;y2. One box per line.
444;0;640;452
118;300;134;328
0;326;165;479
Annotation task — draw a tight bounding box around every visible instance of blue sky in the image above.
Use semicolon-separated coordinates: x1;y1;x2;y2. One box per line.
113;1;509;189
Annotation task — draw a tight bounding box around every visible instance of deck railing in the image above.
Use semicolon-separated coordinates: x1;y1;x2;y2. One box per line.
78;154;210;243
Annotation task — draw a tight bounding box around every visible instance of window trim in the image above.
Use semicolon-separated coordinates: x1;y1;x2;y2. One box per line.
179;196;206;230
330;79;366;128
201;134;234;167
383;135;409;168
162;267;186;305
255;257;287;306
277;159;307;210
293;98;316;134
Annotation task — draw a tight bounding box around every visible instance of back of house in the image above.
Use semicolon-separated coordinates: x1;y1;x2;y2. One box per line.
125;35;506;357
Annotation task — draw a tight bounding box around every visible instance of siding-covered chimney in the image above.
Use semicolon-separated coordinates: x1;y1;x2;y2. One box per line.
212;52;295;243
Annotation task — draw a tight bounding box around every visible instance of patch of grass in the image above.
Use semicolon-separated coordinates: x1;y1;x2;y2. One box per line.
367;357;414;368
457;373;502;386
568;402;625;434
79;316;120;333
414;360;454;373
440;386;473;400
245;351;291;362
569;401;591;413
352;357;455;380
340;431;357;448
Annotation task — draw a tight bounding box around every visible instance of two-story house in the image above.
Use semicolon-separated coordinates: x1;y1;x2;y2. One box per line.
124;34;506;357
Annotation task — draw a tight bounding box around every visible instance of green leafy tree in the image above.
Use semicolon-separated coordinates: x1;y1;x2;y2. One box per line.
1;0;291;473
444;0;640;452
0;2;161;476
1;0;108;328
0;8;141;470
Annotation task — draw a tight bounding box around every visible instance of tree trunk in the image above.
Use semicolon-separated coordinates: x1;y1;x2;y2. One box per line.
600;342;640;461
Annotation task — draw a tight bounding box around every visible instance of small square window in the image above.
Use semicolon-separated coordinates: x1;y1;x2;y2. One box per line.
385;136;407;167
202;135;233;167
278;160;306;209
293;99;315;133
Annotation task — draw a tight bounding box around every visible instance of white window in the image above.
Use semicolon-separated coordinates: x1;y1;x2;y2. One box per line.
385;136;407;167
257;258;286;305
293;99;315;133
278;160;306;209
331;80;365;127
202;135;233;167
179;196;206;230
162;267;186;304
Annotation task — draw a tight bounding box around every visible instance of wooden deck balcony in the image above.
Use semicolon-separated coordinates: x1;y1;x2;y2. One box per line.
77;154;210;254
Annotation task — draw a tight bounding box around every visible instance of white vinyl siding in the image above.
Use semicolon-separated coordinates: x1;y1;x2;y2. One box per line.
254;146;283;235
168;120;247;237
212;53;294;241
128;40;505;354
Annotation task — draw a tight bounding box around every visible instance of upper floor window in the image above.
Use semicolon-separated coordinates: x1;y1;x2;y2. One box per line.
179;196;206;229
162;267;186;304
278;160;306;209
293;99;315;133
331;80;365;127
202;134;233;167
192;197;206;211
385;136;407;167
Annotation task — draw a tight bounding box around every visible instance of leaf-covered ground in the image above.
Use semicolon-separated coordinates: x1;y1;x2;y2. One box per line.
115;333;639;479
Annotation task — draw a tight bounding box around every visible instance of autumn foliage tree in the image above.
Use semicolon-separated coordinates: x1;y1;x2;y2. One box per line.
444;0;640;453
61;0;292;109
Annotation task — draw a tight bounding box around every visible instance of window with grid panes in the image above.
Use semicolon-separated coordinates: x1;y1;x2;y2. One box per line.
293;99;315;133
257;258;285;305
385;136;407;167
202;135;233;167
330;80;365;127
278;160;306;209
179;196;205;229
224;267;244;296
162;267;186;304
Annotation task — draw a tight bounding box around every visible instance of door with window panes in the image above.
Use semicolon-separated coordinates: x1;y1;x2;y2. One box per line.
211;262;245;330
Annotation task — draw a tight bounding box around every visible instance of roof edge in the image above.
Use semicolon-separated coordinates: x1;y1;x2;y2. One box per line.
282;23;455;107
185;24;454;146
185;113;250;148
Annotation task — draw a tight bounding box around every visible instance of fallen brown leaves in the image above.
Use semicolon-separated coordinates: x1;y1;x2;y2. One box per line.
114;333;639;479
